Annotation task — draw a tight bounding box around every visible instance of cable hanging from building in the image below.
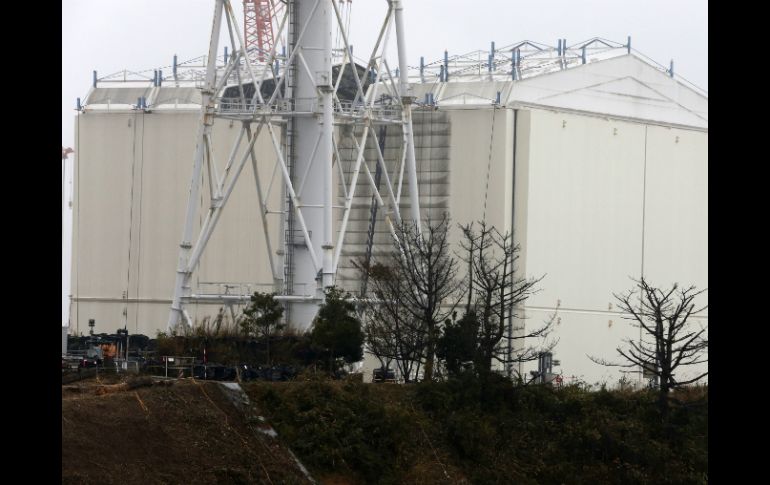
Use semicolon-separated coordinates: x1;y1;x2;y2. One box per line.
482;104;498;223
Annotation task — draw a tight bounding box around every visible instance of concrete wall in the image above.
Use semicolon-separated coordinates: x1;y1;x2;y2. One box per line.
72;111;281;336
642;126;708;300
445;107;513;236
334;109;454;294
346;105;521;377
515;109;708;385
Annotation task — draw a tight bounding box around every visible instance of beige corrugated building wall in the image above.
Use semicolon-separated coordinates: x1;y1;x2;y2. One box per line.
72;106;282;337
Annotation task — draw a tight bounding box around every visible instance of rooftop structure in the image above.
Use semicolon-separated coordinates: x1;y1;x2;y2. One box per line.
80;36;706;132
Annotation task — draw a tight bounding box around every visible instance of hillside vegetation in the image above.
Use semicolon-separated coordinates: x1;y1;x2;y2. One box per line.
62;374;707;484
245;375;708;484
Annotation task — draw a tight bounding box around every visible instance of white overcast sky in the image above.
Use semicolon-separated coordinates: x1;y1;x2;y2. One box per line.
62;0;708;148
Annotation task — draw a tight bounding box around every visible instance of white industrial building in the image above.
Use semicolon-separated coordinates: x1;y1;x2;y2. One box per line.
70;34;707;384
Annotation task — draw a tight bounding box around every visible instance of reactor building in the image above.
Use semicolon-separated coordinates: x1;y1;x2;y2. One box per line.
70;24;707;383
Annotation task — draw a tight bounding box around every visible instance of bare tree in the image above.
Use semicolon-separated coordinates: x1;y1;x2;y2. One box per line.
356;262;425;382
357;214;461;381
591;278;708;417
359;261;427;382
459;222;556;378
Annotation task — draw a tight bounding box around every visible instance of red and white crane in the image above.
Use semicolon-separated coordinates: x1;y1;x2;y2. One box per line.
243;0;280;62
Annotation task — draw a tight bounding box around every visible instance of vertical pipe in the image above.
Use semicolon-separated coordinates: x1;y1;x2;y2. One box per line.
557;39;561;56
394;0;422;227
627;36;632;54
562;39;567;55
582;46;586;64
669;60;674;77
173;54;178;80
92;70;97;88
440;65;445;82
321;12;334;292
420;56;424;82
511;50;515;80
495;91;501;105
488;54;493;73
224;46;228;64
508;107;518;376
322;113;334;288
288;0;335;318
443;49;449;81
159;70;163;87
76;97;82;110
491;41;495;70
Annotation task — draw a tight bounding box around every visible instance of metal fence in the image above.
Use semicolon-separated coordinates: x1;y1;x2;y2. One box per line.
144;356;197;379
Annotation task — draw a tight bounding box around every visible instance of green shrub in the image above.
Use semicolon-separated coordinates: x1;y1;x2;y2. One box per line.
245;379;707;484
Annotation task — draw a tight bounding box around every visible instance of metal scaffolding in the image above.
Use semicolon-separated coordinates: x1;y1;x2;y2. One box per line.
165;0;422;331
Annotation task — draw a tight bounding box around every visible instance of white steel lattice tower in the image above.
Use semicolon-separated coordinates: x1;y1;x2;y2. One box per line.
167;0;421;330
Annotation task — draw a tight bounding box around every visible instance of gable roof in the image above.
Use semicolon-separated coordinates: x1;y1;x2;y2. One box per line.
507;54;707;129
407;54;707;130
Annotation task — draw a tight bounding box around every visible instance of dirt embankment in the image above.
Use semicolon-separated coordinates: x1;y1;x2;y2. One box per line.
62;378;312;484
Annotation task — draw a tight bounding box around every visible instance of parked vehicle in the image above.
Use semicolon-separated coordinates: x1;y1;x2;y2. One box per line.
270;365;297;381
372;367;396;383
79;357;102;368
240;365;260;381
192;363;237;381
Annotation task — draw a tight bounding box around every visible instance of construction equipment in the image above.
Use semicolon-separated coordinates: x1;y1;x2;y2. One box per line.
243;0;280;62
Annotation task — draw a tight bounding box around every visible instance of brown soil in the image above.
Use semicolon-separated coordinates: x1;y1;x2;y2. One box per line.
62;378;312;484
